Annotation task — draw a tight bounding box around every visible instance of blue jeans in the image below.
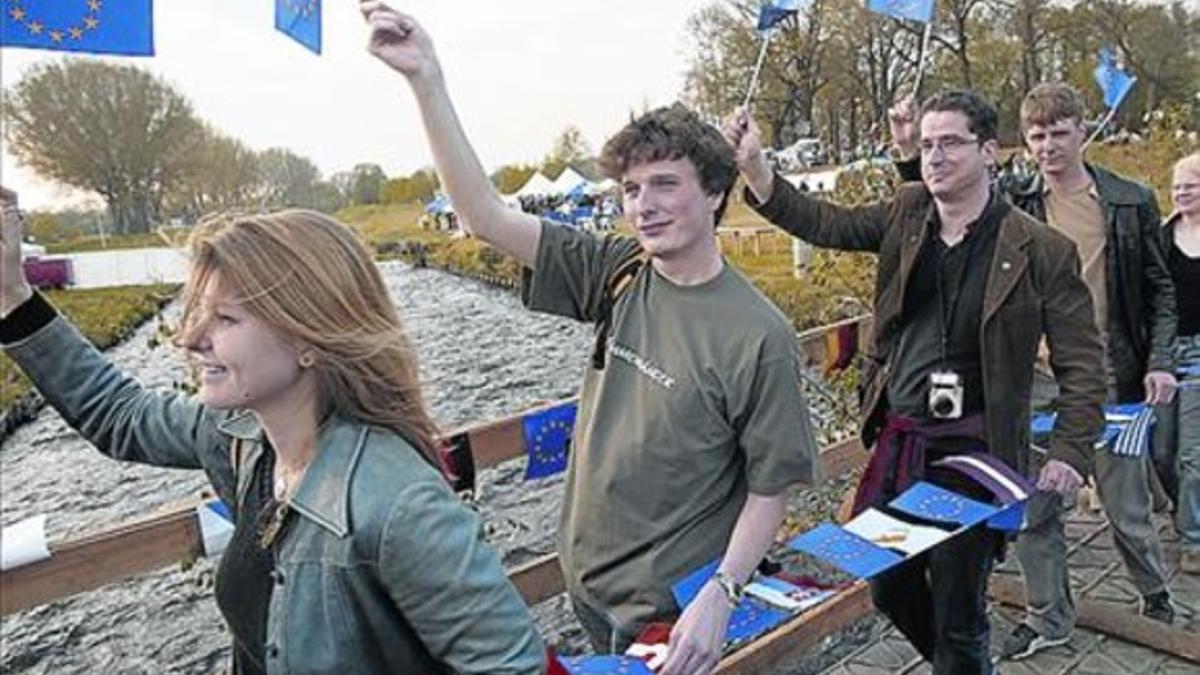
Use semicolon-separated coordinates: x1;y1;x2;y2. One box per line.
1152;335;1200;550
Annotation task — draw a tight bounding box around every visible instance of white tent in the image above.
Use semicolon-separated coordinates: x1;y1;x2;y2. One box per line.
549;166;592;195
510;172;557;198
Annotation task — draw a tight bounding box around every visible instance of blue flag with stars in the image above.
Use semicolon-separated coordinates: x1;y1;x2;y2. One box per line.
669;559;794;647
1;0;153;56
1094;47;1136;110
276;0;321;55
559;655;654;674
867;0;935;24
522;401;577;480
788;523;905;578
889;481;998;528
726;597;793;645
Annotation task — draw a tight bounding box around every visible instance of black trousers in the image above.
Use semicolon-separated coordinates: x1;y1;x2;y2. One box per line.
870;519;1001;674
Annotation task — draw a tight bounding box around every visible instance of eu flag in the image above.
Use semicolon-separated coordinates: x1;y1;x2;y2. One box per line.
559;655;654;674
1;0;153;56
888;481;998;528
788;523;905;578
757;0;806;33
867;0;936;24
276;0;321;55
726;597;792;645
1094;48;1136;110
522;401;577;480
669;559;793;647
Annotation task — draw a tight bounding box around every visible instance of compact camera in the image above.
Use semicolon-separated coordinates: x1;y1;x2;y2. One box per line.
928;370;964;420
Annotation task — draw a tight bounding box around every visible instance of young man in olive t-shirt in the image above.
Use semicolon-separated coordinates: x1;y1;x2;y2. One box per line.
362;4;819;673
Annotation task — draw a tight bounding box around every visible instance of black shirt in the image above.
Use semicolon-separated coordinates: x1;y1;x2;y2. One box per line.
214;449;284;675
1170;241;1200;338
887;193;1007;418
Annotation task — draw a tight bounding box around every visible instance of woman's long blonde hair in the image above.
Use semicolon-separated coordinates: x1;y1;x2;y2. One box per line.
179;210;440;465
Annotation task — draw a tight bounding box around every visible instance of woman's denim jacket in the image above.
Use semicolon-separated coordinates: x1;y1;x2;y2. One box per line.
4;314;545;675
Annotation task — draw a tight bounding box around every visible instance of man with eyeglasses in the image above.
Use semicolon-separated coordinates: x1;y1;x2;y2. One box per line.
724;89;1105;674
892;81;1179;659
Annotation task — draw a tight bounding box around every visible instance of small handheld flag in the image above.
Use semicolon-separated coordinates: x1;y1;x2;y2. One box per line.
867;0;935;24
0;0;154;56
1094;48;1137;110
745;1;808;108
757;0;804;33
867;1;936;99
522;401;577;479
276;0;321;55
1086;47;1137;147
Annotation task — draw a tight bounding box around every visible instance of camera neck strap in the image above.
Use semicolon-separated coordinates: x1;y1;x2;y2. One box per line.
934;232;982;368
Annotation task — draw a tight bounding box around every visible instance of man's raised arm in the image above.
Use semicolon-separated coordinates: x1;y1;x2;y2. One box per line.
361;1;540;267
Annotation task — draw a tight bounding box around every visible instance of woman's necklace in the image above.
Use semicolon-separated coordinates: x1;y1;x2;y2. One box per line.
260;462;307;549
273;472;290;502
272;461;309;502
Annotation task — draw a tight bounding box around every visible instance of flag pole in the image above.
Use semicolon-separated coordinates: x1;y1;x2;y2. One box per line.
743;32;773;109
912;20;933;100
1084;77;1136;150
1083;106;1118;150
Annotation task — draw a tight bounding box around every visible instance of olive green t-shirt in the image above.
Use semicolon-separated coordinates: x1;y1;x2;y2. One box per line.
523;222;819;633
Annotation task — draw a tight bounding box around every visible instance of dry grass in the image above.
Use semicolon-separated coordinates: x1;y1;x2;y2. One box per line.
1;284;177;409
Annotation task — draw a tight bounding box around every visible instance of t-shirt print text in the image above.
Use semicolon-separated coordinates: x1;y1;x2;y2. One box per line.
609;341;676;389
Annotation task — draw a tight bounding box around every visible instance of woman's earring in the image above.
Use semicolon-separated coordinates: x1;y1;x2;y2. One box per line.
299;353;315;368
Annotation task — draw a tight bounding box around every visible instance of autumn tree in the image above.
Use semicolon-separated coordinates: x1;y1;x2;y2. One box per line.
165;125;259;219
255;147;322;209
542;126;593;178
491;164;538;195
3;60;203;233
380;168;440;204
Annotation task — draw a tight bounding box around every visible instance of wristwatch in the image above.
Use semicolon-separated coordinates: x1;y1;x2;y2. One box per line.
711;570;744;608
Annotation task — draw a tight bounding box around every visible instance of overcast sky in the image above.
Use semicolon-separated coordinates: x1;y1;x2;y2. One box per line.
1;1;707;210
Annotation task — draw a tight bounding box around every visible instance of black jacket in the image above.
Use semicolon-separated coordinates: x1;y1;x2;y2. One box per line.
897;158;1176;401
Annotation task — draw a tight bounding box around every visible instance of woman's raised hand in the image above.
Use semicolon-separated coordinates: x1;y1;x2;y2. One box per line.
0;186;33;318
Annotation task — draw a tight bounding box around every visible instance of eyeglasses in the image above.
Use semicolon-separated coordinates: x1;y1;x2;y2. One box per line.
920;135;981;155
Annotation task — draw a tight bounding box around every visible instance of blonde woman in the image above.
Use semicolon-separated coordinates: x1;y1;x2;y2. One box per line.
0;187;546;674
1157;153;1200;574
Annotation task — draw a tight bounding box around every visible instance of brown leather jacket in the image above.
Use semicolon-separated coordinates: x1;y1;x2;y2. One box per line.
749;175;1106;478
898;157;1177;401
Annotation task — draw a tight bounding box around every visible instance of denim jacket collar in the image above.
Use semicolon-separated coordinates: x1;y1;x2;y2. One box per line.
289;417;367;538
216;411;367;538
216;410;262;441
